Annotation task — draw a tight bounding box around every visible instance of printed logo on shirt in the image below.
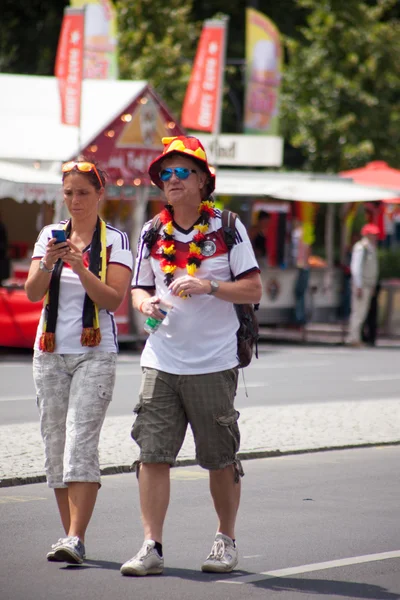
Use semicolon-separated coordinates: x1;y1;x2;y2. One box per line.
202;240;217;257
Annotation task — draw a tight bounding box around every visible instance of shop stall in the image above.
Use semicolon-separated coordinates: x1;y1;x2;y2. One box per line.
211;169;399;325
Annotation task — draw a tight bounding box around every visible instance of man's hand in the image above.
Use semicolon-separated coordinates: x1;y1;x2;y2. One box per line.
169;275;209;296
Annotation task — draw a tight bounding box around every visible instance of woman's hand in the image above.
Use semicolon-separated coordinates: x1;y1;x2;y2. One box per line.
169;275;210;297
65;240;85;275
42;238;70;270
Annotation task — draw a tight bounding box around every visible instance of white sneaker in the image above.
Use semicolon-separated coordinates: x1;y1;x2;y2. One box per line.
52;536;86;565
46;538;65;562
201;533;238;573
47;537;87;562
120;540;164;576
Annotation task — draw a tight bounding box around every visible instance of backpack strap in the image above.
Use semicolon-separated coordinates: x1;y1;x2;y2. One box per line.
222;209;260;312
221;209;237;257
142;214;163;251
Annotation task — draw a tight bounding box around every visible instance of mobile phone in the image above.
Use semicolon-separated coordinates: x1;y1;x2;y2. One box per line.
51;229;67;244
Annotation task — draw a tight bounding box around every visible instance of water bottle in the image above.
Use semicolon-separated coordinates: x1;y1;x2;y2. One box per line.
143;290;173;334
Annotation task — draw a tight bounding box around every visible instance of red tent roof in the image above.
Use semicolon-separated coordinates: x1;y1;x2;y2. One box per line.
340;161;400;204
340;161;400;190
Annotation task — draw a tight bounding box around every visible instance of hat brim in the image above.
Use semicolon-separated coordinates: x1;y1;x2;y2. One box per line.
148;150;215;196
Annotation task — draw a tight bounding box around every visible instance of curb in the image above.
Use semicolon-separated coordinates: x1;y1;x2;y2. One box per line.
1;440;399;489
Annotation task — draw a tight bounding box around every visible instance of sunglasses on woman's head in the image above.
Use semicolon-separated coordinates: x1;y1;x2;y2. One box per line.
62;161;103;188
159;167;197;182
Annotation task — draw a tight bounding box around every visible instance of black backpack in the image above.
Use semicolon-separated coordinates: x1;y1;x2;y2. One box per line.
143;209;259;368
221;210;259;368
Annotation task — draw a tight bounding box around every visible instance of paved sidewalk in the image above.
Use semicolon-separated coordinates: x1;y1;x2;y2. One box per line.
259;324;400;347
1;396;399;487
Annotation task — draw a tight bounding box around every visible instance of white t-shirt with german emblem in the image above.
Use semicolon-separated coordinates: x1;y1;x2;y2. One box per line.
132;209;260;375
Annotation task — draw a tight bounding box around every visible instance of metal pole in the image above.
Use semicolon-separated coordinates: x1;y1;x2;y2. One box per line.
77;5;86;156
212;16;229;177
325;203;335;269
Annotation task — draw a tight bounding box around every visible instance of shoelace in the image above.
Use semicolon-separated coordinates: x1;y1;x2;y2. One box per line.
207;539;226;560
137;542;154;560
68;536;80;545
50;537;68;550
51;536;80;550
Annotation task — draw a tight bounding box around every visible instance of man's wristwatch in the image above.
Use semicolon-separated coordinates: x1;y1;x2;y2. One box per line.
208;280;220;295
39;259;54;273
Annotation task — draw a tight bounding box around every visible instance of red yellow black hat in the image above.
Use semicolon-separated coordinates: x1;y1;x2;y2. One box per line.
148;136;215;196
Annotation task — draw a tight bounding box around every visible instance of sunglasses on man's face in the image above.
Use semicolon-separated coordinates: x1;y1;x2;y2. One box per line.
159;167;197;182
62;161;103;188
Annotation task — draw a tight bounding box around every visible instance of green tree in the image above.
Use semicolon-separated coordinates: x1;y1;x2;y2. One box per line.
0;0;67;74
115;1;307;132
280;0;400;172
191;2;307;133
116;0;199;119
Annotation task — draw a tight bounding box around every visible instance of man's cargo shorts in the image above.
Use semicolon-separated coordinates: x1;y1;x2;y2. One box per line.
131;367;244;479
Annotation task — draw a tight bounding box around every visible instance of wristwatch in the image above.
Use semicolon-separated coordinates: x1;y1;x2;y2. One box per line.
208;280;220;295
39;259;54;273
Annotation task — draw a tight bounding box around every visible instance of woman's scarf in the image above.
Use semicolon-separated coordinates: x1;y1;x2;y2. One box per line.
39;217;107;352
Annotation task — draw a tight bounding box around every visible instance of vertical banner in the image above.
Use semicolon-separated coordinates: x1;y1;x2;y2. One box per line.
181;19;227;133
344;202;358;246
244;8;282;135
71;0;118;79
55;7;84;126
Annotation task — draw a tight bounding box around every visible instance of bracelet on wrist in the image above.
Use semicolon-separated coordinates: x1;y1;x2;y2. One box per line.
139;299;146;314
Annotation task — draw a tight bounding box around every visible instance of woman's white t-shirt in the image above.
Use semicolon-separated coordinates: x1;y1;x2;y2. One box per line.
32;223;133;353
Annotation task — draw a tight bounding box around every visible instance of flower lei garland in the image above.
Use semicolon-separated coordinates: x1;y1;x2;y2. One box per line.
158;199;216;291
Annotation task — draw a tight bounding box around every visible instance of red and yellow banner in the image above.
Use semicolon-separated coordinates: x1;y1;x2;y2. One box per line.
55;8;85;126
244;8;282;135
70;0;118;79
181;19;227;133
295;202;317;246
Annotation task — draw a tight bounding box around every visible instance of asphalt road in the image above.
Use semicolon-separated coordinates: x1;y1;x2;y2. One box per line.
1;343;400;426
1;447;399;600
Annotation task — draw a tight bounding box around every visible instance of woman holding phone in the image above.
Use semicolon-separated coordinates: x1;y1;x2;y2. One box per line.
25;158;133;564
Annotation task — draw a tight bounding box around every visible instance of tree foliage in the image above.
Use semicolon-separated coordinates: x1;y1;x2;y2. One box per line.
116;0;199;120
280;0;400;172
0;0;67;74
116;1;307;132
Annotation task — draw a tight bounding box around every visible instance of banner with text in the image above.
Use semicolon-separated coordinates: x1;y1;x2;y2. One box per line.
55;7;85;126
244;8;282;135
181;19;227;133
71;0;118;79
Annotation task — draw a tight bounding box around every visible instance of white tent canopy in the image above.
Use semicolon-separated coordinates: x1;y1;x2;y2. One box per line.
214;169;400;203
0;74;147;202
0;161;61;203
0;74;147;162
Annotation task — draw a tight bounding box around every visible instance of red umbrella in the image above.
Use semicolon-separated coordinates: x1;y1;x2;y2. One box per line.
340;161;400;202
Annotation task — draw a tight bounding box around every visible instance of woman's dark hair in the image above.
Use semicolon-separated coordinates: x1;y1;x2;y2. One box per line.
62;155;107;191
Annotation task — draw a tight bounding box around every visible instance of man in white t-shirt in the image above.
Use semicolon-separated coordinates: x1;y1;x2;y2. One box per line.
121;136;262;577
